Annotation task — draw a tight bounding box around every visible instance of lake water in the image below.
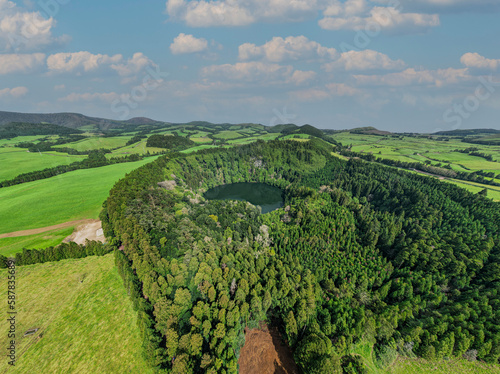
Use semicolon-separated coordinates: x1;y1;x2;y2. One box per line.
204;182;284;214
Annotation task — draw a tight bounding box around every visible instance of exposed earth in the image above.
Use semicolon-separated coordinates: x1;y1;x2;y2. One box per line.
0;219;106;245
238;324;299;374
0;219;96;238
63;220;105;244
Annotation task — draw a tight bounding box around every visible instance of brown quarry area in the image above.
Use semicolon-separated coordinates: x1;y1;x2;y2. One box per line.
238;323;299;374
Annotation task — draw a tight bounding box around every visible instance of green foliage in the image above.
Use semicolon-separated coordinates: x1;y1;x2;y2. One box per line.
11;240;112;267
101;139;500;373
146;134;195;150
295;331;340;373
0;122;82;138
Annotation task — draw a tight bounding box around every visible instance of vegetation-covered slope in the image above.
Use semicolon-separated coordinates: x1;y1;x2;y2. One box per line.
0;254;153;373
101;139;500;373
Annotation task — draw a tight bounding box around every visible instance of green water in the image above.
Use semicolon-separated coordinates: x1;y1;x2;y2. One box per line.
204;182;284;214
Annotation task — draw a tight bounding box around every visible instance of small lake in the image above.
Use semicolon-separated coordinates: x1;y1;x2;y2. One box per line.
204;182;284;214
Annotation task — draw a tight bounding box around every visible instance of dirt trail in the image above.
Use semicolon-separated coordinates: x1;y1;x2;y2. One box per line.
238;323;299;374
0;219;98;239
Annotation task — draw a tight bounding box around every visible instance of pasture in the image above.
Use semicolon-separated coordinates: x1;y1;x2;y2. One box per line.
0;254;153;374
0;157;159;235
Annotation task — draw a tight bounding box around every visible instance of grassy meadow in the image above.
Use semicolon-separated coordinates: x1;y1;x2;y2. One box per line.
53;136;131;152
0;149;86;182
0;227;74;257
0;156;159;235
349;339;500;374
0;254;153;374
330;132;500;200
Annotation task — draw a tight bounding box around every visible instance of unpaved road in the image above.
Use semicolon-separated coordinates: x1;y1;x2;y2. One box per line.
0;219;97;239
0;219;105;245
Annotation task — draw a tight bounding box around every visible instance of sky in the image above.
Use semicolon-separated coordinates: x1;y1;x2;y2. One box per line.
1;0;500;132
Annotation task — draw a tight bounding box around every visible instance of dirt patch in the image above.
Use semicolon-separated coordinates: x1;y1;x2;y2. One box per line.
0;219;96;239
238;323;299;374
63;220;105;245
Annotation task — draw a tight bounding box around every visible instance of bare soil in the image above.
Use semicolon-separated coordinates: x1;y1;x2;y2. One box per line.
238;323;299;374
0;219;106;246
0;219;96;239
63;220;105;244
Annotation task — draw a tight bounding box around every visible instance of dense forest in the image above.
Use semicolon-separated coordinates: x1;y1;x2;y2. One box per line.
146;134;196;150
0;122;83;138
100;139;500;373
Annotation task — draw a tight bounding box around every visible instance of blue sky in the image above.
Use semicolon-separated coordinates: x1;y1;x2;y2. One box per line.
1;0;500;132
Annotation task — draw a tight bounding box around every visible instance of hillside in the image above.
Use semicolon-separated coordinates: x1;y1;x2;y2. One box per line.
101;140;500;373
0;254;153;373
433;129;500;136
0;110;161;130
350;126;392;135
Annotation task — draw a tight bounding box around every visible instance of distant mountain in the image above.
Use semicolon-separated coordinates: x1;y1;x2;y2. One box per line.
0;111;162;130
0;122;83;138
292;124;325;138
124;117;163;125
432;128;500;136
349;126;391;135
268;124;299;133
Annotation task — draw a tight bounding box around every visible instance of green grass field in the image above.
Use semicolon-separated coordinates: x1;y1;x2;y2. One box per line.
213;130;245;140
331;132;500;201
190;137;213;143
53;136;131;151
108;139;165;156
387;357;500;374
0;136;51;147
0;157;159;235
0;227;74;257
226;133;280;145
181;144;219;153
445;179;500;201
349;339;500;374
0;149;86;182
0;254;153;374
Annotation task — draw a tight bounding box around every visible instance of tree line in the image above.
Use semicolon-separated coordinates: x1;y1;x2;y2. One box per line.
0;151;143;188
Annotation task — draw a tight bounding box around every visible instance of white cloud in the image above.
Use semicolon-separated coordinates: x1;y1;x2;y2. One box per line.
47;51;123;74
0;0;69;52
201;61;315;85
290;70;317;84
0;86;28;98
290;88;330;101
239;36;337;62
460;52;500;70
326;82;361;96
319;2;440;33
165;0;320;27
323;50;405;71
170;33;208;54
0;53;45;74
111;52;153;76
59;91;120;103
354;67;470;87
54;84;65;91
290;82;362;101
